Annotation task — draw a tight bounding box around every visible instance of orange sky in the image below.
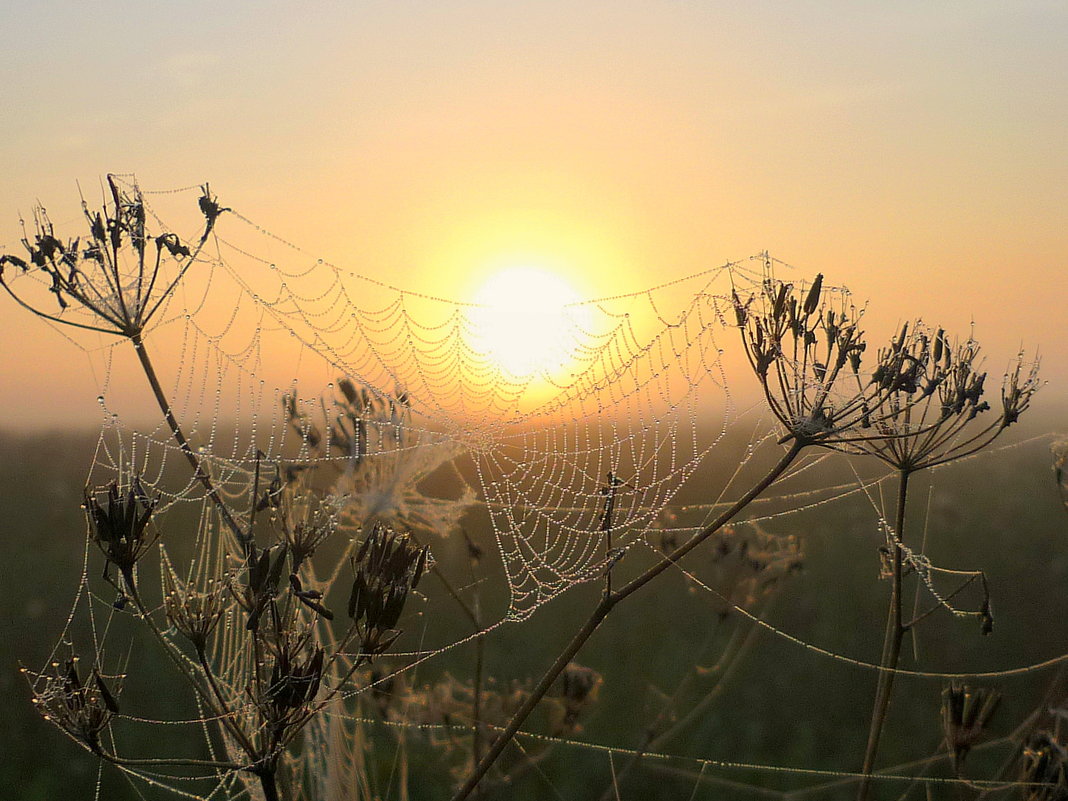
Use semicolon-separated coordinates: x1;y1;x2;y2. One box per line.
1;1;1066;428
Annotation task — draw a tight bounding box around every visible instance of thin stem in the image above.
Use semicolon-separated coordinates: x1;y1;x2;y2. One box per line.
472;627;485;795
0;279;123;334
904;574;980;630
129;331;243;540
196;647;258;757
450;440;804;801
858;468;911;801
124;580;258;766
422;542;487;788
600;610;765;800
452;594;616;801
96;751;243;771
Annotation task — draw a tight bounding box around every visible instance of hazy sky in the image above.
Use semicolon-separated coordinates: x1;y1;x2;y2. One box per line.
1;1;1066;426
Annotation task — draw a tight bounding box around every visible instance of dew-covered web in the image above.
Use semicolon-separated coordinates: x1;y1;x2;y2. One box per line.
6;177;1050;800
27;177;775;622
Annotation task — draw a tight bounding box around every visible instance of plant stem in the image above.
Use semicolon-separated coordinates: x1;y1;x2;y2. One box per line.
597;619;730;800
196;647;258;756
600;609;766;799
472;611;486;797
260;770;281;801
129;331;243;540
858;468;911;801
429;561;486;790
450;440;804;801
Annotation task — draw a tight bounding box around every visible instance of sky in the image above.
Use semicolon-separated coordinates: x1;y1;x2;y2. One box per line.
1;0;1066;428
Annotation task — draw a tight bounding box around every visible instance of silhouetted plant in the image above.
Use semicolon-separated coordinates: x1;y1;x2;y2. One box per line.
6;181;1055;801
941;682;1001;775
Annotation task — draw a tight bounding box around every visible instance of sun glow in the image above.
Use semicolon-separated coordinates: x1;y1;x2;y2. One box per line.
470;266;591;378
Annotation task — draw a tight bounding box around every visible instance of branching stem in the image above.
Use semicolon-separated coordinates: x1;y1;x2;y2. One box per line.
449;440;804;801
129;331;243;540
858;468;911;801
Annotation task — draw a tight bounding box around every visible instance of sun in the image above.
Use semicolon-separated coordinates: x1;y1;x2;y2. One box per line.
470;266;590;378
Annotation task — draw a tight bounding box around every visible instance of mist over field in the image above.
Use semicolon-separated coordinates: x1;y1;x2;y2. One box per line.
2;409;1065;800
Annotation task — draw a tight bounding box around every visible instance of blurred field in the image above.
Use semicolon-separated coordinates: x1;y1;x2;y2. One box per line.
1;416;1065;800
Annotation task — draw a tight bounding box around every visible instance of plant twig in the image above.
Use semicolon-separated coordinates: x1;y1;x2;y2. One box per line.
858;468;911;801
130;330;244;541
449;440;804;801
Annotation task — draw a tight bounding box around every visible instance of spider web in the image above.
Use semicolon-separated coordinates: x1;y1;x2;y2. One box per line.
19;177;776;623
10;178;1046;801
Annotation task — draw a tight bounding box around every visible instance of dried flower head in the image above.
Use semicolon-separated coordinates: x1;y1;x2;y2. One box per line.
85;477;158;595
547;662;603;736
347;523;429;655
697;523;804;617
733;273;870;444
162;552;228;652
734;272;1040;466
940;682;1000;773
0;176;225;338
1020;730;1068;801
841;325;1040;470
31;657;120;753
267;642;325;712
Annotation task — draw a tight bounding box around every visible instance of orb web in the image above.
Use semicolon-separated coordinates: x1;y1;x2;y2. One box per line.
9;178;1044;800
6;178;766;623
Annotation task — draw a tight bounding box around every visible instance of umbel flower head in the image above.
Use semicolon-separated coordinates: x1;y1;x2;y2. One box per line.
733;273;870;444
733;273;1040;461
85;477;158;596
162;550;228;652
348;523;429;655
832;324;1040;470
0;175;226;338
30;656;121;753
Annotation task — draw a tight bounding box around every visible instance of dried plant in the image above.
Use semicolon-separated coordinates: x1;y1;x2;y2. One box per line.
347;524;428;655
283;379;476;538
836;324;1039;470
683;522;804;617
2;176;243;542
1021;731;1068;801
0;175;222;338
162;556;227;652
85;477;159;602
733;273;870;445
547;662;603;737
27;449;435;801
848;327;1037;801
729;269;1041;801
6;180;1053;801
30;656;121;755
941;682;1001;774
